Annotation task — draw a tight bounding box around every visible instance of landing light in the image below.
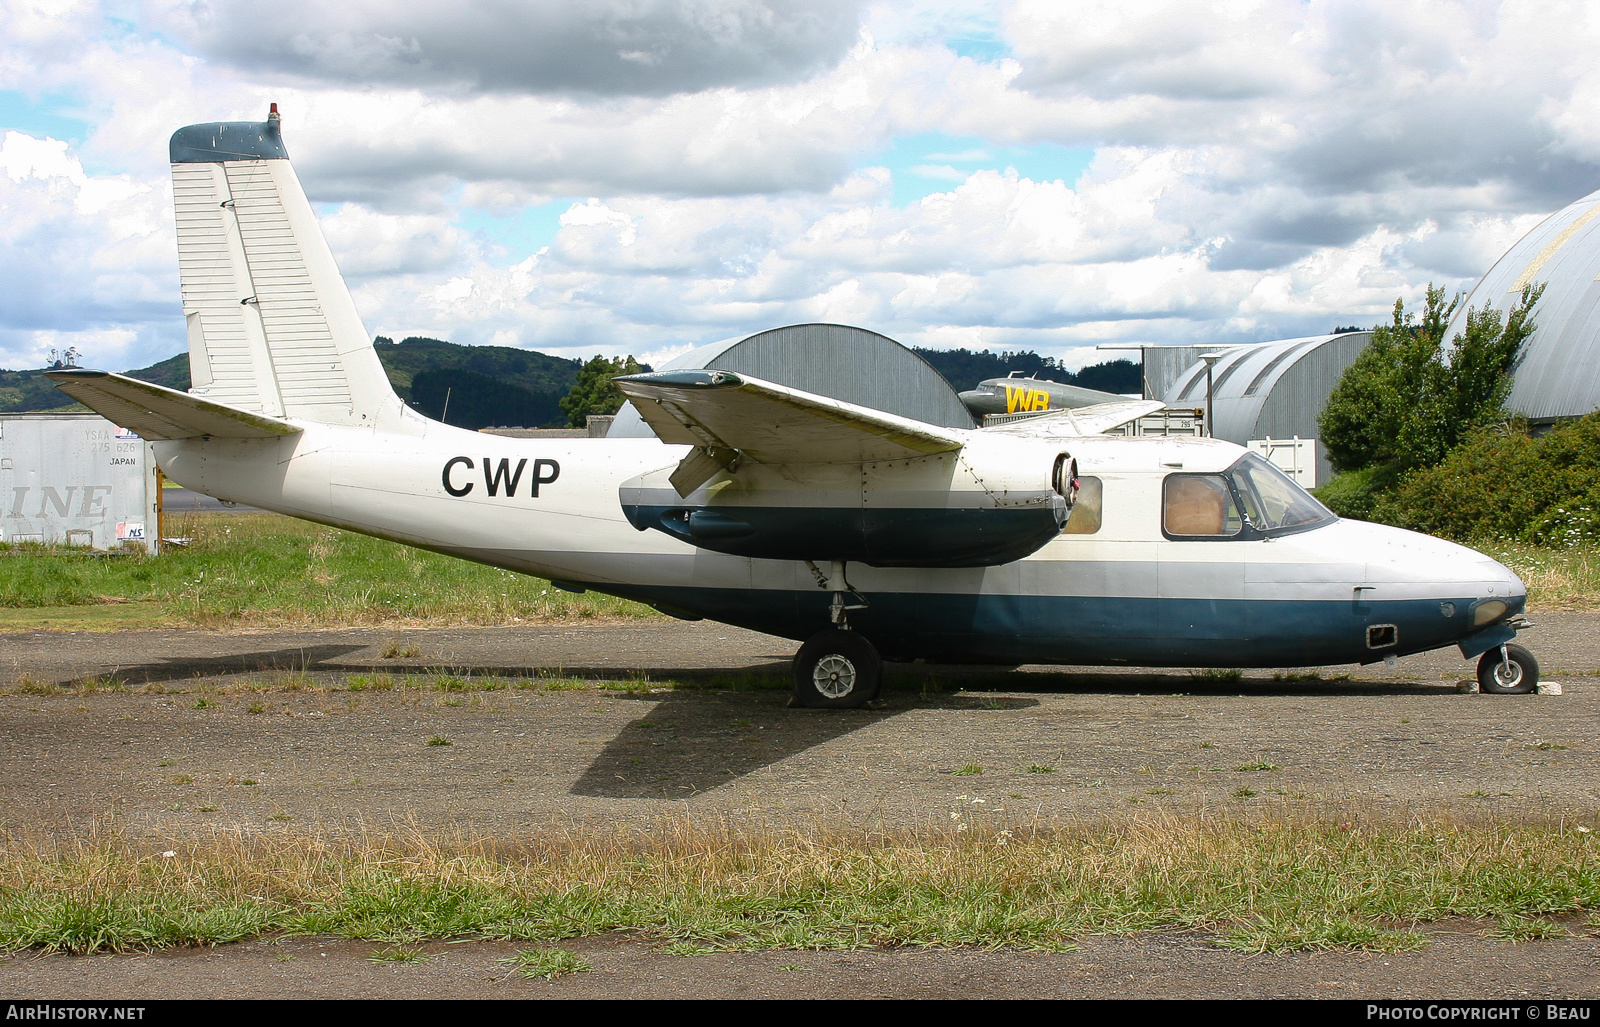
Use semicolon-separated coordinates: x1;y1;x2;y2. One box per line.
1473;600;1508;626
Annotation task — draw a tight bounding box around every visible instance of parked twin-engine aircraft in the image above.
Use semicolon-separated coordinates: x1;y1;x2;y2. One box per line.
958;371;1131;418
49;111;1540;707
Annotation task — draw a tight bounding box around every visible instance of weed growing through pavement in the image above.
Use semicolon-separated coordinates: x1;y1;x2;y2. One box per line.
368;945;429;963
13;675;63;695
1193;668;1243;683
505;947;591;979
953;764;983;776
1235;762;1279;772
1493;915;1567;942
426;736;452;747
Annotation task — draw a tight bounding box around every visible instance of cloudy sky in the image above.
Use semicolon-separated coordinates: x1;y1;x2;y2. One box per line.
2;0;1596;373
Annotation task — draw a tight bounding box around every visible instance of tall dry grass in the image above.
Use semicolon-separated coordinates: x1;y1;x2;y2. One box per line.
1;813;1594;954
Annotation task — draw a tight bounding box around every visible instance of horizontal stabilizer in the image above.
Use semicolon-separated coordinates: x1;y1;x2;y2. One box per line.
981;399;1166;438
615;370;966;464
45;369;302;440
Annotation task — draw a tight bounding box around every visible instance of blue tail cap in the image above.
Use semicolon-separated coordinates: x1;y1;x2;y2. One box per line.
170;111;287;163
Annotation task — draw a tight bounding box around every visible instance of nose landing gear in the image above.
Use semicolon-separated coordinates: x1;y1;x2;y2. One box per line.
1477;642;1539;695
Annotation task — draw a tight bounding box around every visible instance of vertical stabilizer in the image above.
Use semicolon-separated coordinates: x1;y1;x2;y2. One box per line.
169;108;402;428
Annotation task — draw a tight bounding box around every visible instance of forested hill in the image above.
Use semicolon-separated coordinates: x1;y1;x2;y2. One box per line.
370;336;580;399
124;337;582;429
911;347;1142;394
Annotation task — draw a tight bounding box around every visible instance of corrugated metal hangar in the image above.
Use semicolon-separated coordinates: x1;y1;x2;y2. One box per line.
1445;185;1600;424
1160;332;1373;484
607;322;975;437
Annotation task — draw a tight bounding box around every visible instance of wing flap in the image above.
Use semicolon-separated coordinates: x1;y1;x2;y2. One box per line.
45;369;302;440
614;370;966;464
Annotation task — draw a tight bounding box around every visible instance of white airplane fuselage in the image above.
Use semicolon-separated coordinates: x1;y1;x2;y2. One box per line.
155;415;1526;669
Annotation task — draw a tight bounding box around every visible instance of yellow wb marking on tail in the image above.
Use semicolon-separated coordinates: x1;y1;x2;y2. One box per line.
1005;386;1051;413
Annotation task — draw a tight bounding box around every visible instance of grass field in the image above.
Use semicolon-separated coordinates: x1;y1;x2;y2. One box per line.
0;817;1593;954
1479;542;1600;610
0;512;656;631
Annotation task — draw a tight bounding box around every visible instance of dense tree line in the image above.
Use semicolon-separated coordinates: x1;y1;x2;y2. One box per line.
910;348;1141;394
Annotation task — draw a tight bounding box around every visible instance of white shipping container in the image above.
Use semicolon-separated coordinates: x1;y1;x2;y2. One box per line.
0;414;159;553
1248;436;1318;489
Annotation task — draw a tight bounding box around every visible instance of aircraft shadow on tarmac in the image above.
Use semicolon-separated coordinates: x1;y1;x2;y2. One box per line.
569;688;1042;799
53;643;373;688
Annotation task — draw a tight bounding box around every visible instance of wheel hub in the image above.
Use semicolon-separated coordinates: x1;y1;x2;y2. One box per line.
813;654;857;698
1494;659;1523;689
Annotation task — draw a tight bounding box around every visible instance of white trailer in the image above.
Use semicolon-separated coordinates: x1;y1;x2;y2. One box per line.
0;413;159;553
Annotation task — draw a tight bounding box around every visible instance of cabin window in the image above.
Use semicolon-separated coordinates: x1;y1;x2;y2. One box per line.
1163;474;1243;537
1061;476;1102;534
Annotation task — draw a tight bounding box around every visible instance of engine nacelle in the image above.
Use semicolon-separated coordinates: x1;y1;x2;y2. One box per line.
620;434;1076;567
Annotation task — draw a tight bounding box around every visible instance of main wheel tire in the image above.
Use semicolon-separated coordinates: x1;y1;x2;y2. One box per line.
792;630;882;709
1477;642;1539;695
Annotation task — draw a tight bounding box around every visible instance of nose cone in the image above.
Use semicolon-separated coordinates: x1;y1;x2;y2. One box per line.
959;388;1002;415
1343;519;1526;608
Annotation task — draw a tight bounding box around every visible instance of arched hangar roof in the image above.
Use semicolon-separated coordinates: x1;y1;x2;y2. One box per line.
1162;332;1373;446
1446;186;1600;422
607;323;975;438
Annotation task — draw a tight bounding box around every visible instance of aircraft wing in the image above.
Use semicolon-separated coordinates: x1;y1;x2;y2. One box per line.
614;369;966;495
45;369;303;440
980;399;1166;438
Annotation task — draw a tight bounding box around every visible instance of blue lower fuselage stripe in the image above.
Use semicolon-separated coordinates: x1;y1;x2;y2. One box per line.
598;585;1521;667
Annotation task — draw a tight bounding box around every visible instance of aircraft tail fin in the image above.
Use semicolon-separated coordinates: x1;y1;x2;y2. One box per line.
168;108;402;428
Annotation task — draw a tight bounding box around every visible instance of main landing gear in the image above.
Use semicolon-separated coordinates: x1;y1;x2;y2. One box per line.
793;561;882;709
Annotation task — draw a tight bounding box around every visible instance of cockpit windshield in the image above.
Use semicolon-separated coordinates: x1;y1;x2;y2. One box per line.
1226;452;1336;534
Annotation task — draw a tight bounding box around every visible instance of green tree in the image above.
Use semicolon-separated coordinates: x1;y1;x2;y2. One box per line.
1316;283;1542;519
1319;285;1458;474
1403;287;1542;468
560;355;647;428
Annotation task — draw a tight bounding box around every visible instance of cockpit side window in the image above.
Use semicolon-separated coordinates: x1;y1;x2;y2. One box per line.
1163;474;1243;538
1061;476;1102;534
1226;452;1334;533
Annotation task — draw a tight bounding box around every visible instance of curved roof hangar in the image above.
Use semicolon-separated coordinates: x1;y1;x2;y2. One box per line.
607;323;975;438
1446;186;1600;422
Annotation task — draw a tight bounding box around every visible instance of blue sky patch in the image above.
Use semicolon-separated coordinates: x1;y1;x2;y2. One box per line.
944;34;1012;62
0;90;92;147
456;200;575;258
865;131;1096;207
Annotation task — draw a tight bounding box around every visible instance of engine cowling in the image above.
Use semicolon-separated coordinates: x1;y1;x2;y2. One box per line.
619;434;1076;568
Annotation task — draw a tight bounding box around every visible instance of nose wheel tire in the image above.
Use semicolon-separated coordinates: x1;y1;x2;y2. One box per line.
1477;642;1539;695
792;630;882;709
